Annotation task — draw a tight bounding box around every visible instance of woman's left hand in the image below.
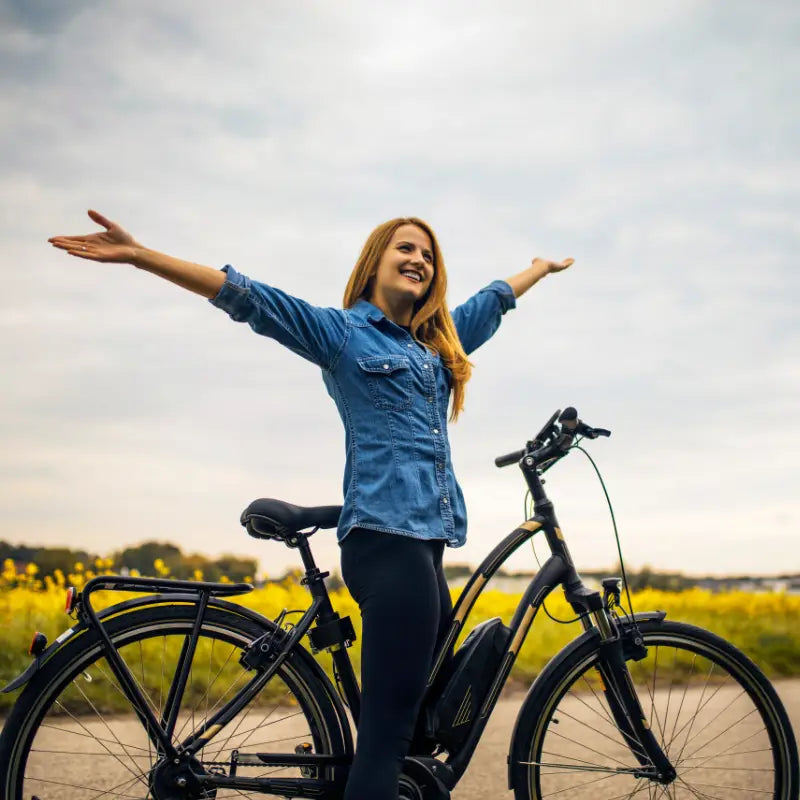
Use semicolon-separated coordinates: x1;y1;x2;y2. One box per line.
533;257;575;275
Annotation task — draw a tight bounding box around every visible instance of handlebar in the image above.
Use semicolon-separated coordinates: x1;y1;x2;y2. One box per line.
494;407;611;470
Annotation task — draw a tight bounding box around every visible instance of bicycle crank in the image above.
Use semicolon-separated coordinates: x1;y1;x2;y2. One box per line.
399;756;452;800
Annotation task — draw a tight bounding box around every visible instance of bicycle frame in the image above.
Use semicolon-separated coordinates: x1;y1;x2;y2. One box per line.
14;455;674;796
416;455;676;787
63;572;357;793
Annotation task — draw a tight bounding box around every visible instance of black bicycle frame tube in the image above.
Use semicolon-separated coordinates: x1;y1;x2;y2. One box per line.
422;458;612;785
80;578;193;758
80;573;330;761
425;518;545;692
446;554;571;780
72;578;352;792
296;536;362;725
180;595;325;754
162;590;210;741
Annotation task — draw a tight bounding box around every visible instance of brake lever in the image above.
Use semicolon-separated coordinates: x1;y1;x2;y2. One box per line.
580;425;611;439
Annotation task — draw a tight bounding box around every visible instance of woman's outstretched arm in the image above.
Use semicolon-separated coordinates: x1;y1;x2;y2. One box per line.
504;256;575;299
48;209;225;299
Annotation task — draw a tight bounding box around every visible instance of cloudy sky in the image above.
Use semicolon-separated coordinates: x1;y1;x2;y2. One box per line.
2;1;797;580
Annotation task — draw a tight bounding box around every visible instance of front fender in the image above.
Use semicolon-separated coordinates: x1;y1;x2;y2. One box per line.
506;609;667;791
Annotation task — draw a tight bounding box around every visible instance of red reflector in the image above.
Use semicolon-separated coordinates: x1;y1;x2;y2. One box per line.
65;586;77;613
29;632;47;657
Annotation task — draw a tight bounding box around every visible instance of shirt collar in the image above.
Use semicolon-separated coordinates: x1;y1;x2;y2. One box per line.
350;298;386;324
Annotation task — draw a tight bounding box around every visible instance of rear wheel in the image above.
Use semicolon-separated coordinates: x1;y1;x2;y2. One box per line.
0;603;351;799
510;619;798;800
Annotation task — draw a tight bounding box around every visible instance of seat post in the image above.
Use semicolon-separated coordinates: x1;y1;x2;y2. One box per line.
296;534;339;620
293;534;316;571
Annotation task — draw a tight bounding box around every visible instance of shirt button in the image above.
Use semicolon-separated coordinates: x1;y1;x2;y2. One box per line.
407;343;413;348
383;364;389;369
442;497;449;504
433;428;439;434
423;364;429;370
427;397;433;403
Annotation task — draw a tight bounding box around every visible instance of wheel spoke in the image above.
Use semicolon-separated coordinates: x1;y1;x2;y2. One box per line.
547;724;634;768
570;678;648;752
173;640;242;744
660;647;679;756
671;663;719;764
7;607;347;799
52;694;148;787
678;723;768;775
520;622;790;800
675;704;756;765
665;652;698;754
24;771;150;798
39;722;152;753
219;687;297;754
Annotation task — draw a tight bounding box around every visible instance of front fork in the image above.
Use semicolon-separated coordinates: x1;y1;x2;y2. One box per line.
588;604;677;784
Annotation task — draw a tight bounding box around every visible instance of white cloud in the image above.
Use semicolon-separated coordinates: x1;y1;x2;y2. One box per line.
1;1;798;577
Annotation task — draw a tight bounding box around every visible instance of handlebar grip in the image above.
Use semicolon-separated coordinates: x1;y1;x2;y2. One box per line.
495;449;526;468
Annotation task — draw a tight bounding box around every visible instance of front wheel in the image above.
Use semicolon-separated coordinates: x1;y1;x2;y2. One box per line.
510;619;798;800
0;602;352;799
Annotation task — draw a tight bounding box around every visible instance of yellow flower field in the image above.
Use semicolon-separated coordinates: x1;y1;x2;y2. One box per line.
0;559;798;712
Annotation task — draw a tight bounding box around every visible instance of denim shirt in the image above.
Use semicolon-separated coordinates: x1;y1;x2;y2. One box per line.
210;265;516;547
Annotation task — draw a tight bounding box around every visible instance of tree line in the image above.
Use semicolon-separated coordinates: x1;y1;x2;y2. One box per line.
0;540;257;583
3;541;793;591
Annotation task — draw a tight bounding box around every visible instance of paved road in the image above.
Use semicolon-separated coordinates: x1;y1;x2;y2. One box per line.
10;680;799;798
455;679;800;799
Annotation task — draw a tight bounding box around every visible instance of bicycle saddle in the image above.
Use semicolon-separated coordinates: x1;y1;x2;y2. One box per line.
241;498;342;541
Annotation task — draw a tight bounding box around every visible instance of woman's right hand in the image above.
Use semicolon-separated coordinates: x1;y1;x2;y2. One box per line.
48;209;143;263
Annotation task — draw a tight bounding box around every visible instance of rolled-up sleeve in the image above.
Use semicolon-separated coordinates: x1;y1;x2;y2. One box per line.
450;279;516;355
209;265;347;369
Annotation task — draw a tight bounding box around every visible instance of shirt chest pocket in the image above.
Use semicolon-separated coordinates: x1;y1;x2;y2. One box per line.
357;355;413;411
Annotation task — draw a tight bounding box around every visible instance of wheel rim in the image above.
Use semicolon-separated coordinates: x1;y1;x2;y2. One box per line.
524;630;790;799
10;613;337;799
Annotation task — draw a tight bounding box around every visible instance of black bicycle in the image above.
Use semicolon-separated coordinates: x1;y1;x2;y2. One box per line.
1;408;797;799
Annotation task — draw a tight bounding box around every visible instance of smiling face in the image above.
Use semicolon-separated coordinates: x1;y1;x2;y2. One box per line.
366;224;435;323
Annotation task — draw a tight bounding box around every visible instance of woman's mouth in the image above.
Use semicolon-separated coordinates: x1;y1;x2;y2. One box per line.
400;270;422;283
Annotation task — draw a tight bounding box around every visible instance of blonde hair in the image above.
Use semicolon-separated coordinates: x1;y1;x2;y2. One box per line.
343;217;473;422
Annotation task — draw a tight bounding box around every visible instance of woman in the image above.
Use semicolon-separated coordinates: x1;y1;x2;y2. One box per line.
48;210;573;799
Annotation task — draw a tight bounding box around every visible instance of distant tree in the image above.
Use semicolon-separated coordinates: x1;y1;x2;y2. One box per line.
0;542;96;578
34;547;95;577
0;541;38;564
213;555;258;582
115;542;183;576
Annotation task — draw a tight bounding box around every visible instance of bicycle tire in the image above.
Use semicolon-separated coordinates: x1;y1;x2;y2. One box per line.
509;618;798;800
0;601;352;799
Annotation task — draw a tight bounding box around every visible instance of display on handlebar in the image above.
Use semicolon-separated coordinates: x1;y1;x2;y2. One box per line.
494;406;611;470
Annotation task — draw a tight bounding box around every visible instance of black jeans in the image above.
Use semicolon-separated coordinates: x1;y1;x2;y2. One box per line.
340;527;452;800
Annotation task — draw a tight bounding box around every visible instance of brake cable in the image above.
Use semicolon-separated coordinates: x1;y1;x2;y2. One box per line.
524;436;637;623
571;441;636;618
525;490;582;625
